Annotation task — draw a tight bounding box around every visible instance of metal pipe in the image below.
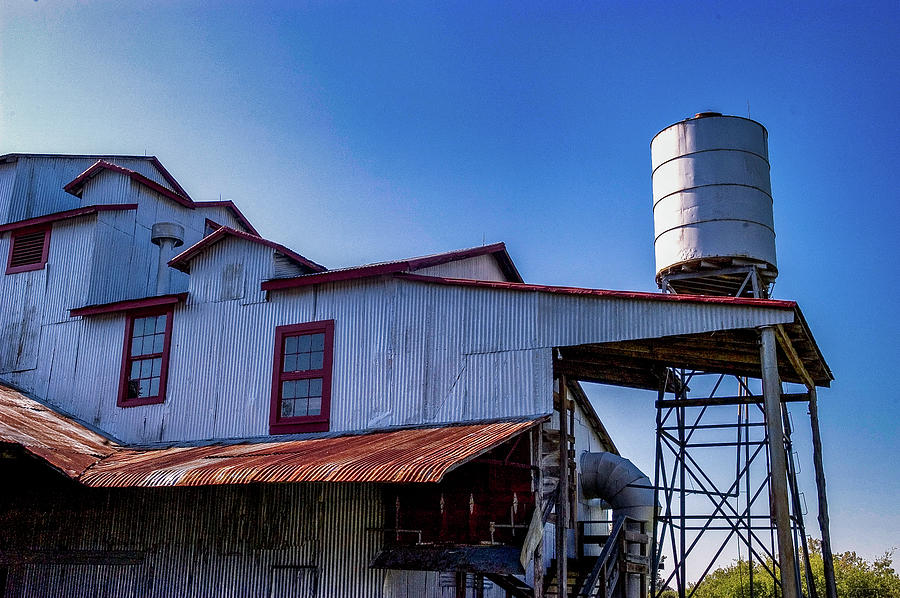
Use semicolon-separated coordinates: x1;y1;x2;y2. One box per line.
759;326;799;598
556;376;568;598
150;222;184;295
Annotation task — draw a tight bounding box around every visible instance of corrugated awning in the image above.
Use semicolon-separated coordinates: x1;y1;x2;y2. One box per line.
0;384;541;488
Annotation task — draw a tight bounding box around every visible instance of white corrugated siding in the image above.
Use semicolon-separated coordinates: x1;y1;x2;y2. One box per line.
3;156;176;223
9;250;796;444
412;254;507;281
0;160;17;223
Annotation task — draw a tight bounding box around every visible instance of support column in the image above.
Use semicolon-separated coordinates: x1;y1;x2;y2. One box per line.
809;387;838;598
533;426;545;598
556;375;569;598
759;327;799;598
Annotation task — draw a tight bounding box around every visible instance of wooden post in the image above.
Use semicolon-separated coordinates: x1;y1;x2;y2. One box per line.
533;426;545;598
760;327;799;598
557;375;569;598
809;387;838;598
456;571;467;598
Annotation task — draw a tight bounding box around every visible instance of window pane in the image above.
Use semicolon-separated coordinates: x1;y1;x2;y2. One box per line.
309;351;324;370
284;336;298;354
155;315;167;333
283;354;297;372
152;358;162;377
152;333;165;353
298;335;311;352
282;380;296;399
127;380;140;398
309;378;322;397
297;353;310;371
281;399;294;418
149;378;160;397
139;379;151;397
296;379;309;398
140;359;152;378
131;337;142;356
139;317;154;336
310;333;325;351
308;398;321;416
294;399;308;417
130;361;141;379
140;336;154;356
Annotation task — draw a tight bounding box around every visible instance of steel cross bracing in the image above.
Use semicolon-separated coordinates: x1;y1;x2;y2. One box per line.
650;369;815;598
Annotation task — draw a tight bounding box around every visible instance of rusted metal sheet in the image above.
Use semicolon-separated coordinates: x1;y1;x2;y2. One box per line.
81;419;542;488
0;383;541;488
0;384;116;477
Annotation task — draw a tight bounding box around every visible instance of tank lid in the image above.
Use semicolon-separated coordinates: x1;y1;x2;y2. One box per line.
692;111;723;119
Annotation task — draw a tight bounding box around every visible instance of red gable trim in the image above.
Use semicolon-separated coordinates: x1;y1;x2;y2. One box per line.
147;156;191;201
261;242;521;292
194;200;260;236
0;204;138;234
70;293;188;318
64;160;194;209
393;273;799;309
169;226;326;274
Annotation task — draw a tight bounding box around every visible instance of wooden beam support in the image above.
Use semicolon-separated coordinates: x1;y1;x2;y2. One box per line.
556;375;569;598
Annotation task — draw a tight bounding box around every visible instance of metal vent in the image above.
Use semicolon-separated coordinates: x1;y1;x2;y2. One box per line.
9;229;48;268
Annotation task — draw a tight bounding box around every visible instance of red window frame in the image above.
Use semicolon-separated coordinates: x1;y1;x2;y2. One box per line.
270;320;334;434
117;306;174;407
6;225;51;274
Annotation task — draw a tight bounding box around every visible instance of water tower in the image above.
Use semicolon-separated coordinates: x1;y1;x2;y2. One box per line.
648;113;835;598
651;113;776;297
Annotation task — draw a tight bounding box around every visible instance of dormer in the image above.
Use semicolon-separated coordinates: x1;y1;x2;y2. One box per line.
169;227;325;304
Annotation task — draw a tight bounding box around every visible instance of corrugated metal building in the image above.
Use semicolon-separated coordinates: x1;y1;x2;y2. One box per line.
0;154;830;597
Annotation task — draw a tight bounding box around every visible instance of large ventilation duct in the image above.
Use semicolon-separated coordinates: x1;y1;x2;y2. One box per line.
581;452;656;598
581;451;655;522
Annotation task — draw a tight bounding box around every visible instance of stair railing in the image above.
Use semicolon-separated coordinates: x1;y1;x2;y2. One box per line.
575;515;649;598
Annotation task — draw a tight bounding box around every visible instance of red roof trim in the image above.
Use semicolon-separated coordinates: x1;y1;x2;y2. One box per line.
0;204;138;233
168;226;326;273
64;160;195;209
194;200;260;236
70;293;188;318
147;156;191;201
261;242;521;291
393;273;799;308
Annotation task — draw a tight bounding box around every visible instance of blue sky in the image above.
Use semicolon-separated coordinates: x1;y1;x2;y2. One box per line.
2;0;898;571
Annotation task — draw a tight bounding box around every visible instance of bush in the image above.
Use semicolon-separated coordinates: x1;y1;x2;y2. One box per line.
683;539;900;598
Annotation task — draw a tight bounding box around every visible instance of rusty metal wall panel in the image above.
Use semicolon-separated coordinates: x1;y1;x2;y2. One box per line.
412;254;507;282
3;482;385;598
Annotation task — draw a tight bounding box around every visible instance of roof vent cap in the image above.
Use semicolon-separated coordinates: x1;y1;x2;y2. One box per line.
151;222;185;248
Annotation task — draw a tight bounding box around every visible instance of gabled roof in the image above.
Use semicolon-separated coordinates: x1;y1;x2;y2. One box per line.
168;226;326;274
63;160;194;208
0;204;137;234
261;242;523;291
0;382;542;488
194;199;260;236
0;153;191;200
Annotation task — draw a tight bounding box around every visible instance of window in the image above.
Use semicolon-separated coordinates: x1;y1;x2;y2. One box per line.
270;320;334;434
118;307;174;407
6;226;50;274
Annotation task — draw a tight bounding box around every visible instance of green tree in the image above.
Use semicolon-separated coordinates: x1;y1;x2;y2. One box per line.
682;539;900;598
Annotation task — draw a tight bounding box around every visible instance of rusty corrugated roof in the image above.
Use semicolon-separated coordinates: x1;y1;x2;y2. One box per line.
0;384;117;477
0;383;540;488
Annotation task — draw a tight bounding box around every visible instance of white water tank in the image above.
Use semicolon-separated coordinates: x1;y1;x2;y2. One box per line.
651;113;777;287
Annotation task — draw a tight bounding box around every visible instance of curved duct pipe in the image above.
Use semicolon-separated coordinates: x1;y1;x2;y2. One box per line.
581;451;656;523
581;451;656;598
